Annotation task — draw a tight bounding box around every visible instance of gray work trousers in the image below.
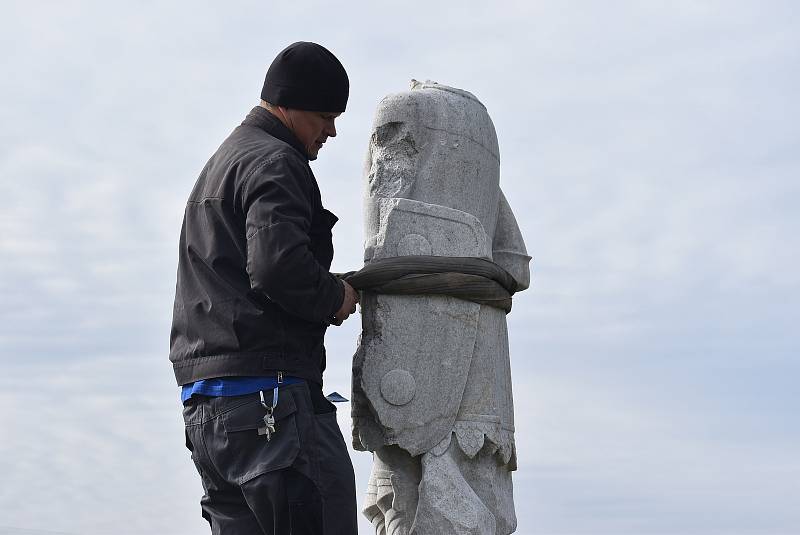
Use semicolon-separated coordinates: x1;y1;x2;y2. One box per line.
183;382;358;534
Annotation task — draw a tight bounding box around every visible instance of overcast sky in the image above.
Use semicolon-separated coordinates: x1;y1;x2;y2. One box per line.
1;1;798;534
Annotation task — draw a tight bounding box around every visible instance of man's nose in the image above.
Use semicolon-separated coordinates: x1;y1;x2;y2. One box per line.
326;121;337;138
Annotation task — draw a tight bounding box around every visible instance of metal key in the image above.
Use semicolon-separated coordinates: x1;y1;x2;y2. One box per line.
258;410;276;439
258;387;279;440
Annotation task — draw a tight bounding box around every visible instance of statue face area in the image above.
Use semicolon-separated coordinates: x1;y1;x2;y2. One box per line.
366;119;421;200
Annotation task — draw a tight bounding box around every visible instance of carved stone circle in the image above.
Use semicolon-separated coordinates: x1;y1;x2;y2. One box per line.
380;369;416;406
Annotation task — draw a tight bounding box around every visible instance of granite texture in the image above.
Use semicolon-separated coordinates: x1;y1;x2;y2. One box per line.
353;80;531;535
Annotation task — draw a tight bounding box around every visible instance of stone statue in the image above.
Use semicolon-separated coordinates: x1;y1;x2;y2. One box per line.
351;80;531;535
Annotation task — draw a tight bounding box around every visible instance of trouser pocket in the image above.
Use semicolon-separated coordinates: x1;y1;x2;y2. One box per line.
218;395;301;485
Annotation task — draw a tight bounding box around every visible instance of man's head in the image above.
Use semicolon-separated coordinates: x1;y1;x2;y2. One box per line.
261;42;348;160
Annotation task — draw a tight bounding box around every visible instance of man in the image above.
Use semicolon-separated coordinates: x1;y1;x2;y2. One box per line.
170;42;359;534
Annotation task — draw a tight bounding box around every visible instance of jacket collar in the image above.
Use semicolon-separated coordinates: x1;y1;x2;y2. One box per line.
242;106;309;161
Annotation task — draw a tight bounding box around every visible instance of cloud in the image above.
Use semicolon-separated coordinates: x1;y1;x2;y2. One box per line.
1;0;798;533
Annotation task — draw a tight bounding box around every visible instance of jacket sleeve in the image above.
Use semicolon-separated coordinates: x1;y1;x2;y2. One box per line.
242;154;344;323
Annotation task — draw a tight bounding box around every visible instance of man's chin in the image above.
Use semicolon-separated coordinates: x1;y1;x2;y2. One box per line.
307;147;320;161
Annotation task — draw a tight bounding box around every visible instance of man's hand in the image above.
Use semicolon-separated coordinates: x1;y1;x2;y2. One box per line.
332;280;359;326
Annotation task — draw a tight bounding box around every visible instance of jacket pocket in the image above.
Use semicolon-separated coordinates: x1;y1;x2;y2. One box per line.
220;394;300;484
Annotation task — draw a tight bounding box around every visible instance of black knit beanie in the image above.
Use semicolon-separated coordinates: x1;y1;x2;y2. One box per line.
261;42;349;113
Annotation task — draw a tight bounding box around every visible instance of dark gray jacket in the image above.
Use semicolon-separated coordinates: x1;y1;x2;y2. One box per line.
170;107;345;386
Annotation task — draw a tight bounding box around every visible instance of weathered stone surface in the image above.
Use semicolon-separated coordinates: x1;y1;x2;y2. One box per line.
353;80;530;535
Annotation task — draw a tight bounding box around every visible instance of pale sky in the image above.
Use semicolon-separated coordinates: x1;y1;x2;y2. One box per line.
1;1;798;534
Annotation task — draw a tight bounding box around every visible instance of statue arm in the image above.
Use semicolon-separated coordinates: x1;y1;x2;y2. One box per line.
493;190;531;291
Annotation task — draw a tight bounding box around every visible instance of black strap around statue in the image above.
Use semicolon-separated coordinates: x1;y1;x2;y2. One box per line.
337;256;519;313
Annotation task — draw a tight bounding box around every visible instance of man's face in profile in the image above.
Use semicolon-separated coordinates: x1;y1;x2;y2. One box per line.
285;109;341;160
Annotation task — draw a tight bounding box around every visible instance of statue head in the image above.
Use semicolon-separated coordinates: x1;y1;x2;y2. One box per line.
363;81;503;241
